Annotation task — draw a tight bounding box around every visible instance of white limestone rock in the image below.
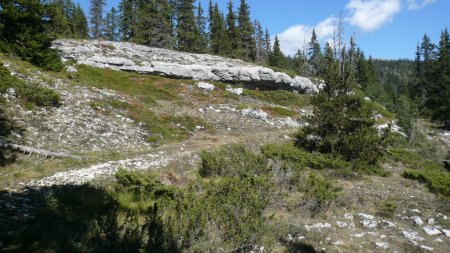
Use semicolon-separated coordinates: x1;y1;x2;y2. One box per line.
242;109;268;121
423;226;441;236
225;86;243;95
197;82;215;91
54;39;318;93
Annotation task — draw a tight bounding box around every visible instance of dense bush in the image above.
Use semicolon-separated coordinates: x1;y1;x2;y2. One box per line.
261;143;351;171
296;173;340;213
199;144;269;178
0;0;63;71
403;163;450;200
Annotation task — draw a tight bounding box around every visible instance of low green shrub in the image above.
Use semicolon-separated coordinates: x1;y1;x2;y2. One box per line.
403;163;450;200
297;173;341;213
260;105;297;117
261;143;351;171
199;144;269;178
243;89;310;108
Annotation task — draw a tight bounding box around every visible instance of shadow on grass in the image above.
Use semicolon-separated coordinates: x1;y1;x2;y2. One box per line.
0;184;179;253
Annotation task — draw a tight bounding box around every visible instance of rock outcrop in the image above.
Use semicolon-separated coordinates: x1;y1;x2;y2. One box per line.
54;40;318;93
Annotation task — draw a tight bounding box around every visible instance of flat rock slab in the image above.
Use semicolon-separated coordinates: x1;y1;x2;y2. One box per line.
54;40;318;93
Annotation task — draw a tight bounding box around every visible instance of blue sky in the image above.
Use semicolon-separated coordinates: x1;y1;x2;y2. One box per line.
74;0;449;59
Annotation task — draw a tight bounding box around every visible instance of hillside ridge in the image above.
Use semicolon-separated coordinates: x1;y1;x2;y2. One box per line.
54;39;319;93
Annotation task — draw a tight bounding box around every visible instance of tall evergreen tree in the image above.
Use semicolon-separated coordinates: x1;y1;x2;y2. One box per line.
71;3;89;39
427;29;450;128
177;0;202;52
308;29;322;75
119;0;137;41
254;20;265;62
0;0;63;71
135;0;174;48
264;28;271;58
89;0;106;39
294;49;307;74
103;7;120;41
224;0;238;57
268;36;285;68
196;2;208;53
48;0;72;37
237;0;255;60
209;3;225;55
297;40;387;169
421;34;435;76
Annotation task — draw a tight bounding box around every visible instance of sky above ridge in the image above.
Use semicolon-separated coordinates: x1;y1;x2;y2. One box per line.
74;0;449;60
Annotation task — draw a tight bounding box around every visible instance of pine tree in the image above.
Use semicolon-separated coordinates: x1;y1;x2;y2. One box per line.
119;0;137;41
264;28;271;60
135;0;174;48
297;40;387;169
237;0;255;60
0;0;63;71
294;49;307;74
427;29;450;128
209;3;226;55
308;29;322;75
409;44;425;101
48;0;72;38
224;0;238;57
254;20;265;62
89;0;106;39
72;3;89;39
177;0;202;52
196;2;208;53
268;36;285;68
421;34;435;76
104;7;119;41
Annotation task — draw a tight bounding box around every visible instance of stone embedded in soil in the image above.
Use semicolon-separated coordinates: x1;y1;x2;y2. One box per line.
304;223;331;231
403;230;425;243
376;242;389;249
362;219;378;229
413;216;424;225
423;226;441;236
442;229;450;237
358;213;375;220
420;245;433;251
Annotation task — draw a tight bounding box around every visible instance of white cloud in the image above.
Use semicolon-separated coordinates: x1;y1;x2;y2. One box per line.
407;0;436;10
275;17;337;56
346;0;401;32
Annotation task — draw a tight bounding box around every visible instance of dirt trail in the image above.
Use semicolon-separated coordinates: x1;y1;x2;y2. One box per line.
28;129;294;187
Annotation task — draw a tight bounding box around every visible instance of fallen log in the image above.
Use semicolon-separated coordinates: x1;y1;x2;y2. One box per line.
0;141;90;160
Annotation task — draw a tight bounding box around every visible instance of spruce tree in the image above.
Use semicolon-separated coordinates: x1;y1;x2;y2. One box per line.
264;28;271;60
104;7;120;41
209;3;225;55
72;3;89;39
427;29;450;128
308;29;322;75
196;2;208;53
89;0;106;39
294;49;307;74
135;0;174;48
254;20;265;62
225;0;239;57
237;0;255;60
177;0;202;53
0;0;63;71
297;41;387;169
119;0;137;41
48;0;72;38
268;36;285;68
